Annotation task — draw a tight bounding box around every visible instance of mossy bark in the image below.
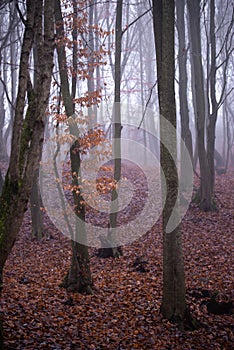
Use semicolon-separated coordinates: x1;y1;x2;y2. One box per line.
0;1;54;346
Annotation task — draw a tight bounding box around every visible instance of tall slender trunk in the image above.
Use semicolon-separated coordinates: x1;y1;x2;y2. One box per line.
54;0;93;293
176;0;193;163
206;0;218;200
0;81;8;161
153;0;186;322
153;0;201;330
187;0;212;211
0;0;55;345
107;0;123;258
30;33;44;239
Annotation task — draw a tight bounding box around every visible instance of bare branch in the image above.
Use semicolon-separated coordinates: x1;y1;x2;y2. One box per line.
0;76;15;109
122;7;152;36
138;80;157;129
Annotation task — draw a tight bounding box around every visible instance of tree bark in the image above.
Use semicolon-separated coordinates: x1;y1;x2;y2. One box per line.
187;0;212;211
153;0;201;330
0;0;54;345
30;26;44;239
176;0;193;163
55;0;93;293
0;170;3;195
206;0;218;202
30;170;44;238
0;81;8;161
107;0;123;258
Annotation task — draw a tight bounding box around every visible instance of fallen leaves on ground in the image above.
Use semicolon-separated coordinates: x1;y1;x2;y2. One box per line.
1;168;234;349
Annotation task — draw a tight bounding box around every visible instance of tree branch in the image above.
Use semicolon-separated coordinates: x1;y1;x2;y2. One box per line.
138;80;157;129
122;7;152;36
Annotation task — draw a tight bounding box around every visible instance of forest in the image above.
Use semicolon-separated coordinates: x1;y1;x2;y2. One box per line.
0;0;233;349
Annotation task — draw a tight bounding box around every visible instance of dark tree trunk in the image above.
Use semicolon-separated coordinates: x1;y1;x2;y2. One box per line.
60;140;93;294
30;171;44;238
187;0;213;211
153;0;186;322
206;0;218;204
55;0;93;292
0;0;55;346
107;0;123;258
176;0;193;163
153;0;201;330
0;81;9;162
0;170;3;195
29;26;44;239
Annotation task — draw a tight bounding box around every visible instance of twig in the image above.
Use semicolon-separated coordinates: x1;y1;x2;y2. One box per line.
0;76;15;109
122;8;152;37
138;81;157;129
16;1;26;26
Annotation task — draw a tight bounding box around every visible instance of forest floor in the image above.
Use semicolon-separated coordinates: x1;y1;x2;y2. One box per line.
1;166;234;349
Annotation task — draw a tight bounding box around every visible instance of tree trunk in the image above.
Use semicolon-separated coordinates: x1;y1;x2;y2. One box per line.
153;0;201;330
206;0;218;205
176;0;193;163
187;0;212;211
30;171;44;238
0;170;3;195
30;33;44;239
55;0;93;293
107;0;123;258
0;81;8;161
0;0;54;346
60;141;93;294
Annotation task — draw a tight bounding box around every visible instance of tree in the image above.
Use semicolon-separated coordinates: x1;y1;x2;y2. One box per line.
176;0;193;163
0;0;55;345
54;0;93;293
0;80;8;161
205;0;233;193
188;0;233;210
0;1;20;162
153;0;200;329
108;0;123;258
187;0;211;211
0;170;3;195
29;20;45;239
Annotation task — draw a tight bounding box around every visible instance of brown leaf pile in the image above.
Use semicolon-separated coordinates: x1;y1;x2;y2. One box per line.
1;169;233;349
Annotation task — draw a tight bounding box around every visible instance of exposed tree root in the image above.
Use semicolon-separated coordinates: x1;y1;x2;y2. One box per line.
170;308;203;332
97;246;123;258
60;272;93;295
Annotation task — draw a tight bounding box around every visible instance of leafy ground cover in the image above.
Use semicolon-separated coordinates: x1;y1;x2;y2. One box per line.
1;168;233;349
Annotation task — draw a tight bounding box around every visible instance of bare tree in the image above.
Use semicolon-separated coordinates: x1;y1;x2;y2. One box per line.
176;0;193;162
187;0;211;211
108;0;123;258
54;0;93;294
153;0;200;330
0;0;55;345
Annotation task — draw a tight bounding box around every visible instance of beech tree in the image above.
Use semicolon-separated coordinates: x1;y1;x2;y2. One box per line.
0;0;55;345
54;0;93;294
108;0;123;258
187;0;210;211
0;1;20;162
188;0;233;210
153;0;200;329
176;0;193;162
153;0;185;324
